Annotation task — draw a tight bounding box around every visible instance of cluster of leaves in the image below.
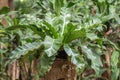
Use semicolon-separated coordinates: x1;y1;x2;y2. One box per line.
0;0;120;79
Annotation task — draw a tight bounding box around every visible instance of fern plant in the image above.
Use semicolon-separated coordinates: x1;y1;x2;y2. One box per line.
0;0;120;79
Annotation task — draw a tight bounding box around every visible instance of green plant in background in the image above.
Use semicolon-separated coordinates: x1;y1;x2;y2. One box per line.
0;0;120;79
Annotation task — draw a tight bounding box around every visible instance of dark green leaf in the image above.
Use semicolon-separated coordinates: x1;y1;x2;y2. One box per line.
0;7;10;14
64;28;86;43
43;21;58;38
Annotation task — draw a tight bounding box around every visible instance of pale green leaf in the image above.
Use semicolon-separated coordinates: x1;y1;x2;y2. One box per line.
10;41;42;62
111;51;119;80
87;33;98;40
44;36;62;57
64;44;78;57
111;51;119;65
81;45;103;73
64;44;85;69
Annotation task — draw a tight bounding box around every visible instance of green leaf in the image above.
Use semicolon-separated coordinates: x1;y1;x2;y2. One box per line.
54;0;64;15
10;41;42;62
64;28;86;43
64;23;76;35
44;36;62;57
0;49;7;54
111;51;119;80
67;2;75;7
64;44;78;57
111;51;119;65
39;53;55;77
103;39;119;51
81;45;95;61
98;0;105;3
6;25;27;30
6;24;45;39
0;7;10;14
63;23;76;43
101;15;114;23
29;25;45;39
43;21;58;38
87;33;98;40
81;45;103;73
0;29;7;37
64;44;85;69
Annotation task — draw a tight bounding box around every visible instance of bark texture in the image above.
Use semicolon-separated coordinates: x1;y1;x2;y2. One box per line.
0;0;8;8
0;0;9;25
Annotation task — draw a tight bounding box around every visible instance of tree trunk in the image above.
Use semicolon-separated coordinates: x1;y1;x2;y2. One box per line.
0;0;9;8
0;0;14;9
8;0;14;10
0;0;9;25
0;0;14;25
